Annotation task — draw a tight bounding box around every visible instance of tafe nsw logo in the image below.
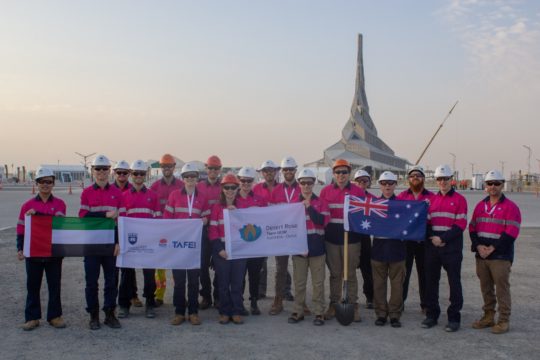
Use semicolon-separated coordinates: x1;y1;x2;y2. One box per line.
159;238;168;248
172;241;197;249
239;224;262;242
128;233;138;245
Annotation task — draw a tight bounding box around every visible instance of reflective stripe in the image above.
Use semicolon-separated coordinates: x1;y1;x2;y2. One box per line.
432;225;451;231
54;211;65;216
165;205;174;213
307;229;325;235
154;211;162;217
431;212;458;219
476;217;506;225
88;206;118;212
201;209;211;217
80;205;90;211
478;232;501;239
329;219;344;224
118;207;127;214
208;200;219;205
210;220;219;226
455;214;467;219
174;207;202;214
17;220;24;225
506;220;521;228
127;208;154;215
328;204;343;209
321;211;330;216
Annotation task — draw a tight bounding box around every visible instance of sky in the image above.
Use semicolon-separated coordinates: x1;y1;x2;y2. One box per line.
1;0;539;178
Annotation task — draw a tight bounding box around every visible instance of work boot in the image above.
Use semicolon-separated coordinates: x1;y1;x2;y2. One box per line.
250;300;261;315
189;314;201;325
48;317;66;329
269;296;283;315
131;297;143;307
22;320;40;331
324;302;336;320
232;315;244;324
472;311;496;329
145;306;156;319
104;309;121;329
354;303;362;322
89;309;100;330
219;315;230;324
491;321;509;334
170;314;185;326
118;307;129;319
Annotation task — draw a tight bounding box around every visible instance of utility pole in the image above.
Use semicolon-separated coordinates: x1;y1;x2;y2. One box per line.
523;145;531;176
75;152;96;186
449;153;456;179
469;162;475;178
500;161;505;177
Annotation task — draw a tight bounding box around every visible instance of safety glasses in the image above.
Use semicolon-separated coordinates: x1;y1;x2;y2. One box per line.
334;170;349;175
115;171;129;176
132;172;146;177
93;167;110;172
37;180;54;185
379;181;396;186
223;185;238;191
486;181;503;187
299;181;314;186
240;178;254;184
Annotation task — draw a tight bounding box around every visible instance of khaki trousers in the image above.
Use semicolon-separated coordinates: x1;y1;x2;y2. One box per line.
325;241;361;303
292;255;326;316
371;260;406;319
476;258;512;321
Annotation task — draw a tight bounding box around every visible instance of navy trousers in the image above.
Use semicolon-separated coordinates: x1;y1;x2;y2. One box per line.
25;258;63;322
84;255;118;312
172;269;200;315
199;228;219;303
424;245;463;323
214;247;247;316
245;257;264;301
119;268;156;308
403;240;427;309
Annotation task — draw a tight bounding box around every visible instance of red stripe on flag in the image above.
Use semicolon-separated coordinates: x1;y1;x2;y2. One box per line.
30;216;53;257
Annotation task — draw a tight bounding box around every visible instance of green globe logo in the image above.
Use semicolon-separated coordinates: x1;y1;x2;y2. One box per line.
239;224;262;242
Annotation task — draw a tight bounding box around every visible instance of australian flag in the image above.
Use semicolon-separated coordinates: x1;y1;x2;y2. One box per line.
344;195;428;241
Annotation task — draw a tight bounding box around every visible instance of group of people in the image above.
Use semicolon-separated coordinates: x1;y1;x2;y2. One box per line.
17;154;521;335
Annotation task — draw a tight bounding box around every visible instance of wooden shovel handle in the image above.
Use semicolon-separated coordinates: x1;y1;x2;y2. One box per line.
343;231;349;280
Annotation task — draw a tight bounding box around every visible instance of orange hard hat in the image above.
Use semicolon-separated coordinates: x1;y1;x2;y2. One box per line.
160;153;176;165
221;173;239;185
332;159;351;170
206;155;222;167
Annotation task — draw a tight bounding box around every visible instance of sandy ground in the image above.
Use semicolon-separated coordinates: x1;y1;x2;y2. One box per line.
1;189;540;359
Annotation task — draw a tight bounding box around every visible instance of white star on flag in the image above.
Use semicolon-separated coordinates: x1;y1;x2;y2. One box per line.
361;220;371;230
406;204;411;209
395;214;400;219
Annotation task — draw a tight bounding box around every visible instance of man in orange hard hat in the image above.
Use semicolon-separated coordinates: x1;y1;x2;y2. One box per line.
150;154;184;306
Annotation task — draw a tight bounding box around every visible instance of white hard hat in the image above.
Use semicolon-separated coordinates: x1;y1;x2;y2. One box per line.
296;168;316;180
434;164;453;178
238;166;257;179
130;160;147;172
181;162;199;176
354;169;371;180
485;169;505;182
378;171;397;182
280;156;298;168
113;160;130;170
35;167;55;180
408;165;425;177
92;155;111;167
258;160;279;171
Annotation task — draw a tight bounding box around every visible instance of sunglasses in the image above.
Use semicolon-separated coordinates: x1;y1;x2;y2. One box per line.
115;171;129;176
299;181;314;186
132;172;146;177
94;167;110;172
355;178;370;183
207;167;221;171
37;180;54;185
183;174;198;179
282;168;296;172
240;178;254;184
379;181;396;186
223;185;238;191
408;174;424;179
436;177;451;182
262;168;276;173
334;170;349;175
161;165;175;169
486;181;503;187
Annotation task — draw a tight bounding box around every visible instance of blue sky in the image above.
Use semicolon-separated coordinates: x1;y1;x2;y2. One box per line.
1;0;539;178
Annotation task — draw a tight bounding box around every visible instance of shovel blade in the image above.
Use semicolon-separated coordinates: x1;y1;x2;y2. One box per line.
335;302;355;326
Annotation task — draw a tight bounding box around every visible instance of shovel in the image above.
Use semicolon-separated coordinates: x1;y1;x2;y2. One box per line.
335;231;355;326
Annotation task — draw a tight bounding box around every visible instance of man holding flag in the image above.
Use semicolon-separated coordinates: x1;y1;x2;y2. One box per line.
320;159;365;322
80;155;122;330
17;167;67;331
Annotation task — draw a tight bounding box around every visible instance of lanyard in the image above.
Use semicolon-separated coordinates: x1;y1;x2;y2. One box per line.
484;201;497;216
284;186;296;203
187;193;195;217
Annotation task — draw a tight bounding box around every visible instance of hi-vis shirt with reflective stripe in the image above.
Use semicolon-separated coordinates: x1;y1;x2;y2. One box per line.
236;191;268;209
197;179;221;206
270;182;301;205
17;195;67;236
303;196;330;236
163;188;210;219
79;183;122;218
208;203;227;241
469;195;521;242
319;182;365;224
150;177;184;211
428;189;468;232
119;186;162;219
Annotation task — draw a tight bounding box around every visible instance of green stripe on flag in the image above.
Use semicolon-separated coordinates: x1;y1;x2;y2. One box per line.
52;217;116;231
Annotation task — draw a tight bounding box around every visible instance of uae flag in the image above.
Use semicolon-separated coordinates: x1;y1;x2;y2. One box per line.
23;216;116;257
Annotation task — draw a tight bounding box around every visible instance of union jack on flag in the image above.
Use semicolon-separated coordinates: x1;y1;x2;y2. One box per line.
344;195;428;241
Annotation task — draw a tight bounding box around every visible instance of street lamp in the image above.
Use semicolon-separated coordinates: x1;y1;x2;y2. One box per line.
449;153;456;178
500;161;505;178
469;162;475;178
75;152;96;186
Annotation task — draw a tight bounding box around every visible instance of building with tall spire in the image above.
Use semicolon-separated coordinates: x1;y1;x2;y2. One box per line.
307;34;409;172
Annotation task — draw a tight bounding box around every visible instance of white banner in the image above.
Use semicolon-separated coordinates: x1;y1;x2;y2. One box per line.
117;217;203;269
224;203;308;260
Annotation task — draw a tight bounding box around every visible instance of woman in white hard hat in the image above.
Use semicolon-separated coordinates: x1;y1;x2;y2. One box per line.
16;168;67;331
371;171;406;328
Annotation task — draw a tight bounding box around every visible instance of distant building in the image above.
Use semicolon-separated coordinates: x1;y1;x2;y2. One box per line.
306;34;409;174
39;164;87;183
